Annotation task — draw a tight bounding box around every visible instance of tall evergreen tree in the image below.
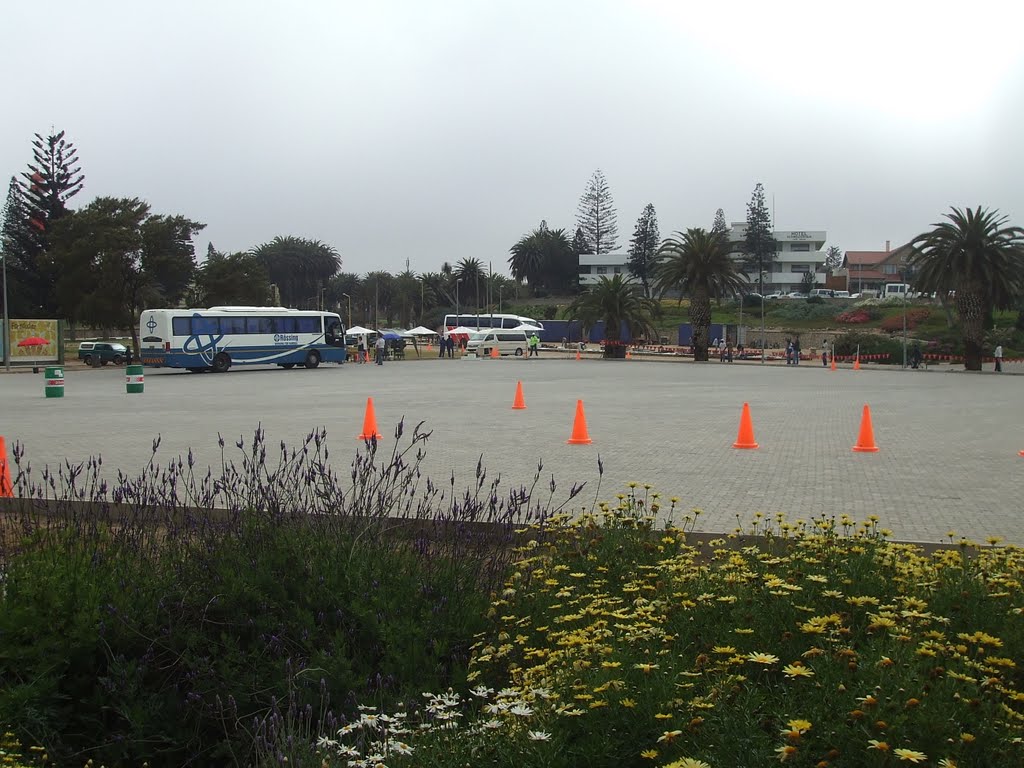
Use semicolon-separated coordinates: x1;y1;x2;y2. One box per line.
824;245;843;275
20;131;85;227
740;183;776;294
627;203;659;297
12;131;86;316
1;178;35;316
708;207;733;256
575;169;619;254
572;227;591;256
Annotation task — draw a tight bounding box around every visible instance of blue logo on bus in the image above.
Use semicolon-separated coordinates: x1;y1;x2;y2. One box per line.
182;312;225;364
146;316;158;333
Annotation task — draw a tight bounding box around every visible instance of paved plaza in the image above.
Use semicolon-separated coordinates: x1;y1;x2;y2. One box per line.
1;355;1021;544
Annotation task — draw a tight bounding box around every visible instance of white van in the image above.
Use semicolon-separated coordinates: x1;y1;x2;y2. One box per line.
809;289;834;298
883;283;912;299
465;330;530;357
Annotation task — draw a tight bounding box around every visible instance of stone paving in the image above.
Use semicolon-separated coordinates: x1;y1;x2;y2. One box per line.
1;354;1021;544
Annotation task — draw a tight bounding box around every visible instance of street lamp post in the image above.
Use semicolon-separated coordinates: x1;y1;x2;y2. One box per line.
2;249;10;372
499;285;503;314
760;270;767;364
456;278;462;323
341;293;352;328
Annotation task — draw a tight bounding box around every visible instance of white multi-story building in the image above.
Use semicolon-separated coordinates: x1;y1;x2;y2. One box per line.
578;253;632;285
726;223;827;293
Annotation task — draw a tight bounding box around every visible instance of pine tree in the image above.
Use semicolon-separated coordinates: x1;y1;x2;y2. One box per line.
627;203;659;297
2;176;42;316
575;169;619;254
825;245;843;275
19;130;85;233
14;130;86;316
572;227;591;256
711;207;728;237
741;183;775;293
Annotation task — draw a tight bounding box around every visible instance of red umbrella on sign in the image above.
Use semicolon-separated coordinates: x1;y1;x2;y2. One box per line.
17;336;50;347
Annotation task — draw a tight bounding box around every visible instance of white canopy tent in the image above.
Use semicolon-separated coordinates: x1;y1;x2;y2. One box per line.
403;325;438;337
346;325;375;336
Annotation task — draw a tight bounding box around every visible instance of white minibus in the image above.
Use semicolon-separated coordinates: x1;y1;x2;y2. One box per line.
465;330;530;357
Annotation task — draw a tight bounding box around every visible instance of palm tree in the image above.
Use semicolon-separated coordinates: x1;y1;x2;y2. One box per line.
508;223;577;292
654;228;747;362
456;257;484;309
908;206;1024;370
252;236;341;308
566;274;660;358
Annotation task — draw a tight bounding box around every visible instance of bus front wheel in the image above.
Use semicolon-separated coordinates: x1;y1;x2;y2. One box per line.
212;352;231;373
304;351;320;369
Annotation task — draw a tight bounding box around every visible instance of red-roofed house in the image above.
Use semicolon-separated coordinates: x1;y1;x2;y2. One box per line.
841;241;912;294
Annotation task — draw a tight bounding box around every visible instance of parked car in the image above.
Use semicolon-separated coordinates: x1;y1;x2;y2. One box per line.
833;291;851;298
809;288;835;298
78;341;129;366
764;291;783;300
785;292;809;299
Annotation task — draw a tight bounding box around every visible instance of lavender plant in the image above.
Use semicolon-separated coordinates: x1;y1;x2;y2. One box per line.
0;421;586;767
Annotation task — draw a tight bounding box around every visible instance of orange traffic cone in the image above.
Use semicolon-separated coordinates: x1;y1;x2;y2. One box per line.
853;356;861;371
852;404;879;452
732;403;759;449
830;356;836;371
490;345;499;359
625;349;632;360
426;343;433;352
357;397;383;440
575;350;581;361
566;399;593;444
0;436;13;497
512;380;527;410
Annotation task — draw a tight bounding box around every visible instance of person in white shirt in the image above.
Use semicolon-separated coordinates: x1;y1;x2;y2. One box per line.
994;344;1003;373
375;335;386;366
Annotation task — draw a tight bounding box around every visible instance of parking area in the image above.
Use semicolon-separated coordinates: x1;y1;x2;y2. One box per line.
1;357;1021;544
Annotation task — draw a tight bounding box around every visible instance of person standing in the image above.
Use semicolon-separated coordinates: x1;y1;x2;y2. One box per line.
374;335;385;365
793;338;801;365
785;339;793;365
359;334;368;364
439;331;447;359
447;334;455;359
994;344;1003;372
529;333;540;357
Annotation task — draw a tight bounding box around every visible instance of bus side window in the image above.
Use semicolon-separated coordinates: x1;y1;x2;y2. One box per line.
172;317;191;335
259;317;277;334
221;316;245;335
279;317;296;333
297;317;320;333
193;316;220;335
245;317;261;334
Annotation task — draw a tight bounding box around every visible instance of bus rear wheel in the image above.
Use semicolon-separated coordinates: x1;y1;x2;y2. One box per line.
212;352;231;373
304;351;320;369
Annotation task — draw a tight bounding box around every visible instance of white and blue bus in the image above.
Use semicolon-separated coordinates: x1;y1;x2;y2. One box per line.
443;313;544;332
138;306;347;372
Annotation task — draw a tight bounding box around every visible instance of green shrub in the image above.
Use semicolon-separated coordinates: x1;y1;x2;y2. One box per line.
0;426;536;767
832;331;904;363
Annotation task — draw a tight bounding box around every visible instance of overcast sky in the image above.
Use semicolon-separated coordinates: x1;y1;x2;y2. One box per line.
3;0;1022;275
